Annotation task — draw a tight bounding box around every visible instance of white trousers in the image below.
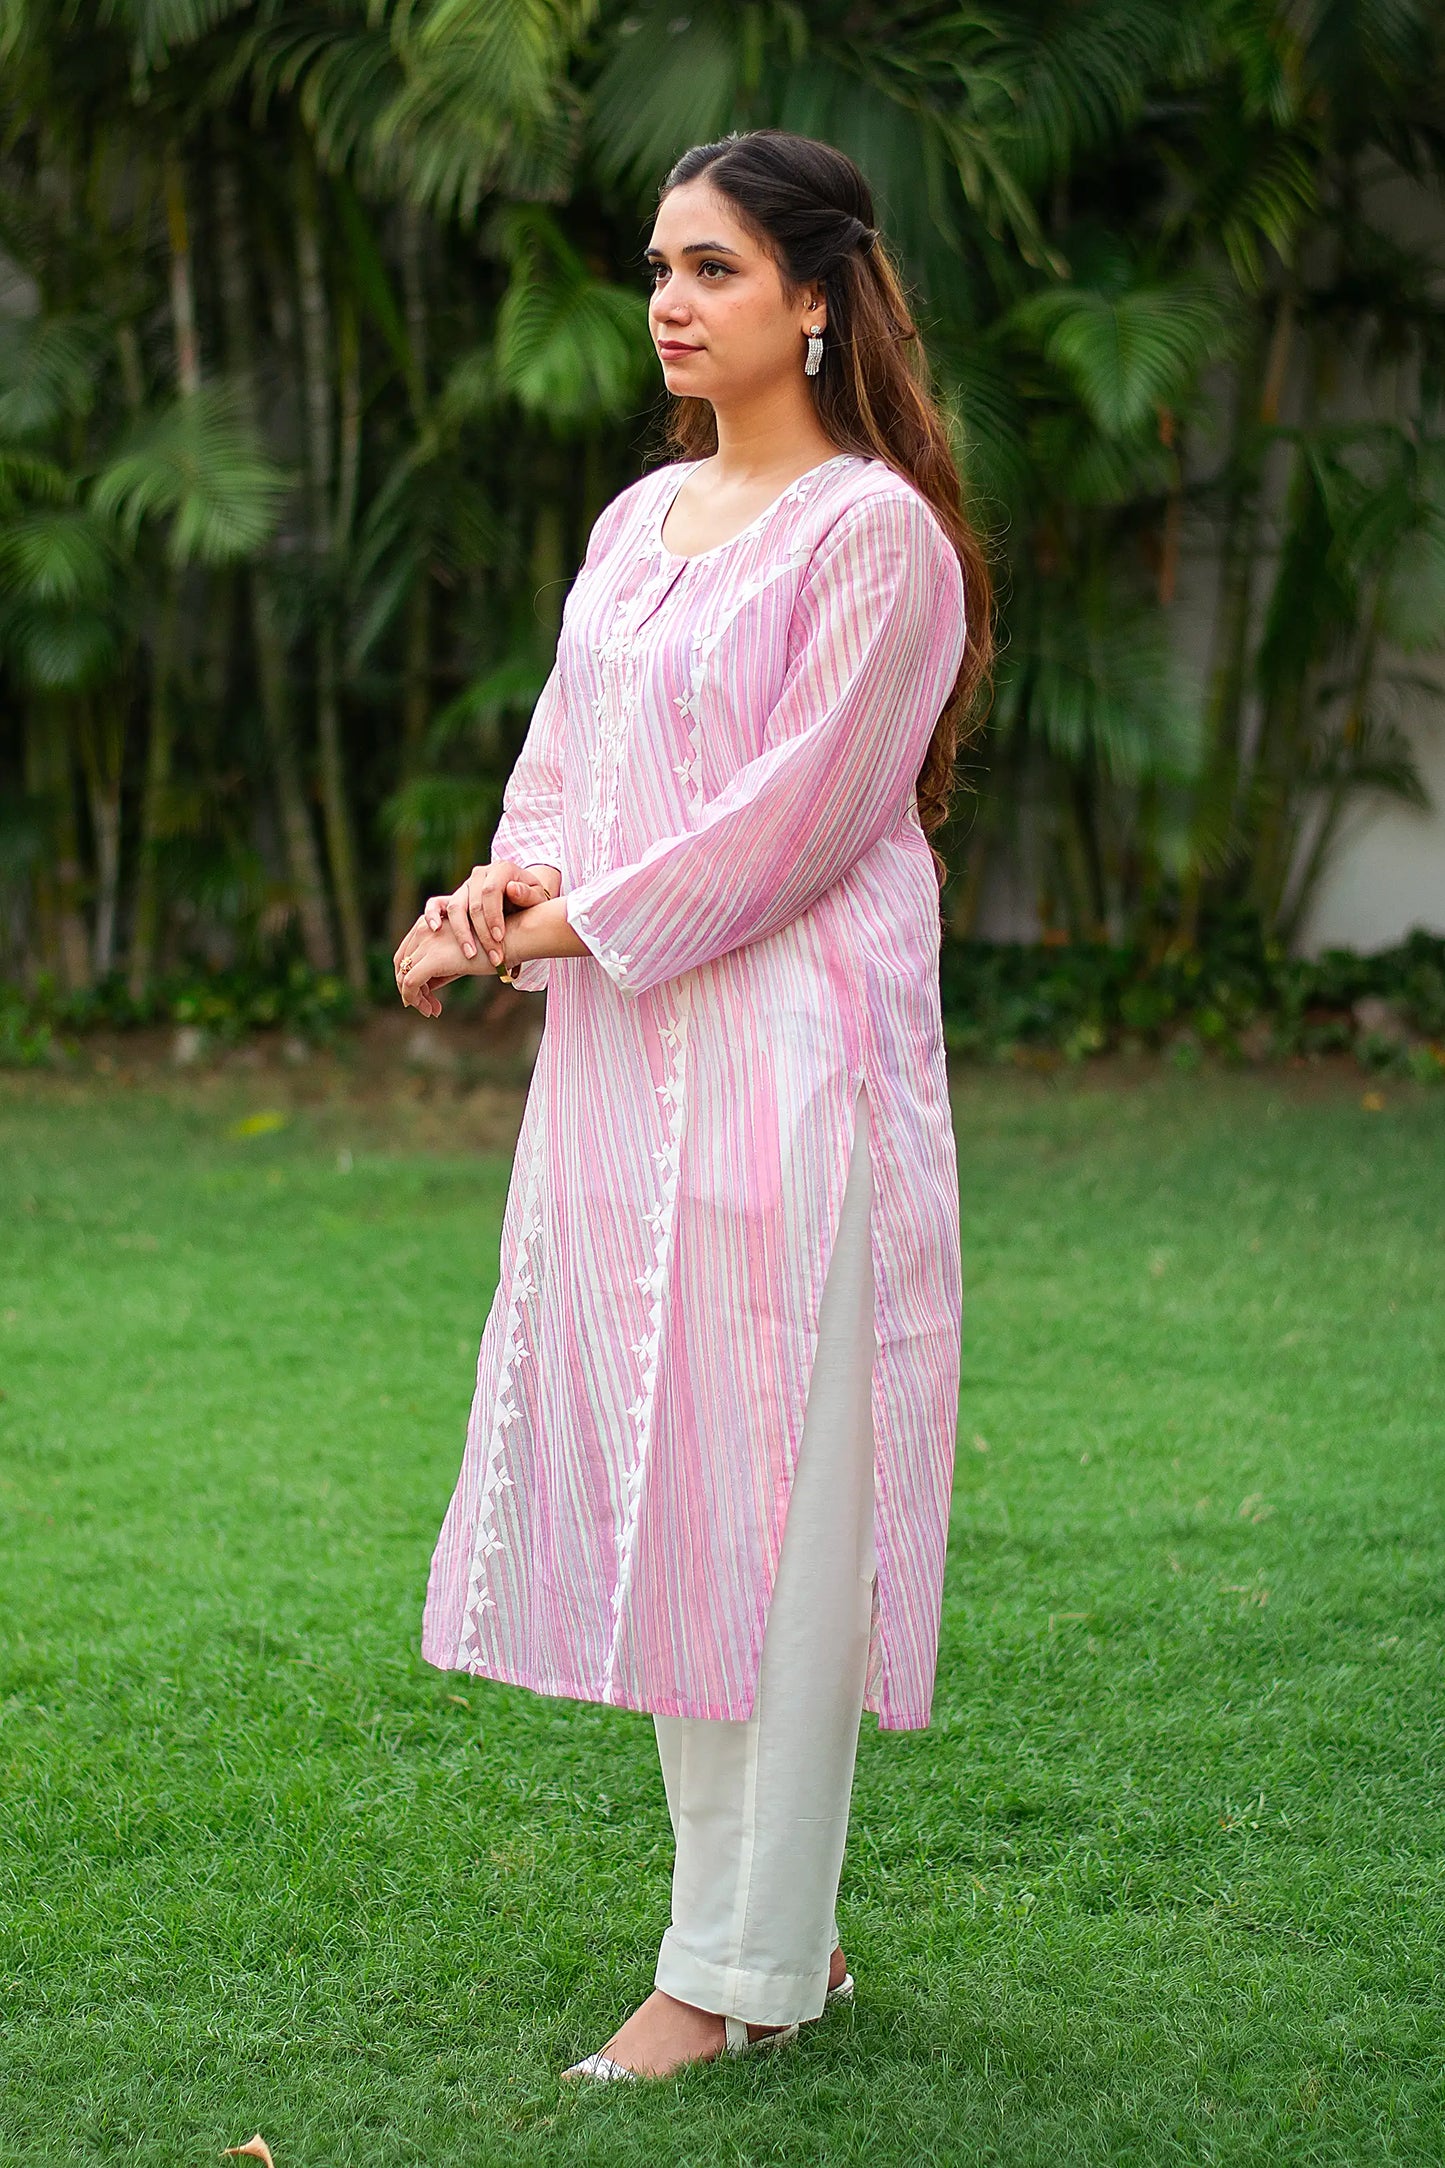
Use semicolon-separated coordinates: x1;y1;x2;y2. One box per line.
653;1086;876;2027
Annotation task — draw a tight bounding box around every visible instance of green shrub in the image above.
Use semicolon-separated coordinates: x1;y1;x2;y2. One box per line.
938;923;1445;1070
3;924;1442;1075
0;958;357;1061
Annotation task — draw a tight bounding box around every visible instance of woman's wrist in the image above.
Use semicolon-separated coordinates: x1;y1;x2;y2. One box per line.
524;863;562;903
504;894;589;970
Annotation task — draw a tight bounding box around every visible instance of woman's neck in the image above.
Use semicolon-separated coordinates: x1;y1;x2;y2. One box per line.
707;397;838;483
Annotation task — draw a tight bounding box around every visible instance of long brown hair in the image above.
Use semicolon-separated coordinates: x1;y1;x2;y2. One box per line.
655;128;994;880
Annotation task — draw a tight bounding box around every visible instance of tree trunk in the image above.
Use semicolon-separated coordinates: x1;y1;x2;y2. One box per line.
33;710;92;992
79;699;125;979
128;581;178;999
530;455;567;643
387;578;432;943
1179;286;1295;942
949;816;992;938
214;148;336;971
296;151;368;995
126;148;196;999
1245;331;1322;936
164;149;201;398
24;712;59;988
256;580;336;969
317;619;368;992
387;205;434;944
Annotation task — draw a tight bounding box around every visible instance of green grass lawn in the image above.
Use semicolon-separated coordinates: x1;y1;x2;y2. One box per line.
2;1065;1442;2165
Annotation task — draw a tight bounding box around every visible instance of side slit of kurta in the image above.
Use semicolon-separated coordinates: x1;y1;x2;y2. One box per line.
652;1080;877;2025
758;1073;883;1715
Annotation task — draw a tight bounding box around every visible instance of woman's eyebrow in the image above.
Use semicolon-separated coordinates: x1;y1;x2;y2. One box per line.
644;241;743;262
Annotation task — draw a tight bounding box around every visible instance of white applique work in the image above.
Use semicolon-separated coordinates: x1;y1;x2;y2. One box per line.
457;1107;547;1659
602;976;693;1697
583;583;650;875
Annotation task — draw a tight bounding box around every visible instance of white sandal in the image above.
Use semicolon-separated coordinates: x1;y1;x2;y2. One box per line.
563;1971;851;2081
562;2012;802;2082
561;2049;637;2083
725;2015;800;2056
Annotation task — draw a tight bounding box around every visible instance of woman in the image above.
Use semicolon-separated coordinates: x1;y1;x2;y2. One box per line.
393;127;992;2080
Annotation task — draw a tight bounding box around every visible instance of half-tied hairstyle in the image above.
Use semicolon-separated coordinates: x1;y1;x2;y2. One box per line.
657;128;995;877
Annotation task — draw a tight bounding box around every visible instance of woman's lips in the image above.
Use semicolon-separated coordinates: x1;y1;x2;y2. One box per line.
658;342;702;356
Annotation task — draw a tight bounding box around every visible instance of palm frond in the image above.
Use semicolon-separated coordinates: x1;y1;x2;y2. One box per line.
992;577;1203;785
489;203;654;428
1304;711;1433;810
376;0;590;211
585;0;739;193
91;383;293;565
0;594;122;691
100;0;255;67
988;0;1189;188
1010;277;1238;437
0;506;117;604
0;313;110;438
236;15;402;175
428;652;548;752
0;448;71;510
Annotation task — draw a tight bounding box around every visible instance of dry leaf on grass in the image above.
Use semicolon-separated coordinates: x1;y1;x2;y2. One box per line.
224;2138;275;2168
228;1111;289;1139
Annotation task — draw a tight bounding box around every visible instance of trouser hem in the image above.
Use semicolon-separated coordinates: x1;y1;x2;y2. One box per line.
655;1931;830;2027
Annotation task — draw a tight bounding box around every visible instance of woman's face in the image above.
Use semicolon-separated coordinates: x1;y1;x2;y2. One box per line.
645;178;824;406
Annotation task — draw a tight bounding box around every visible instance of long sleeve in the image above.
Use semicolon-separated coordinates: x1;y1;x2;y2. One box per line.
489;660;566;993
564;487;966;998
492;657;565;875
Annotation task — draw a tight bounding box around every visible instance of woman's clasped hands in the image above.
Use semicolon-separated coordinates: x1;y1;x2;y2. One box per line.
393;860;560;1017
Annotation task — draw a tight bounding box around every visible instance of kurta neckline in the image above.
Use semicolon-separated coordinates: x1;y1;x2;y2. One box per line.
653;451;863;563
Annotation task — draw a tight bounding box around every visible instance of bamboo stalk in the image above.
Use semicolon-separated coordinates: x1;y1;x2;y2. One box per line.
297;149;368;996
164;150;200;399
79;699;125;979
127;580;178;1000
387;206;434;945
215;148;337;974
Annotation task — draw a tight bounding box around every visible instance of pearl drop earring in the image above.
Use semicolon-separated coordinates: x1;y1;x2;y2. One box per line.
804;324;823;376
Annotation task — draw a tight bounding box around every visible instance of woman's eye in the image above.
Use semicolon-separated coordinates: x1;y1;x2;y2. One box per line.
646;260;730;284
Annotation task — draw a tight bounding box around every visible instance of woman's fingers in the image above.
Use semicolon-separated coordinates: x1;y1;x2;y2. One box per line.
468;867;511;963
399;921;473;1016
417;862;526;973
398;941;435;1009
456;870;502;967
394;911;433;984
506;875;549;907
444;888;480;963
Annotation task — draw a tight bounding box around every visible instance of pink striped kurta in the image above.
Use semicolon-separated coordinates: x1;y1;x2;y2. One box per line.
421;450;967;1730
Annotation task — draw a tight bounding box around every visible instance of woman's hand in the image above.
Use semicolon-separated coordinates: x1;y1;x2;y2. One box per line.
424;860;560;969
393;880;589;1016
393;922;470;1018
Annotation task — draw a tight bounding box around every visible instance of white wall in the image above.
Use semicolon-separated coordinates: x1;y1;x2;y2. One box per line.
1294;698;1445;953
